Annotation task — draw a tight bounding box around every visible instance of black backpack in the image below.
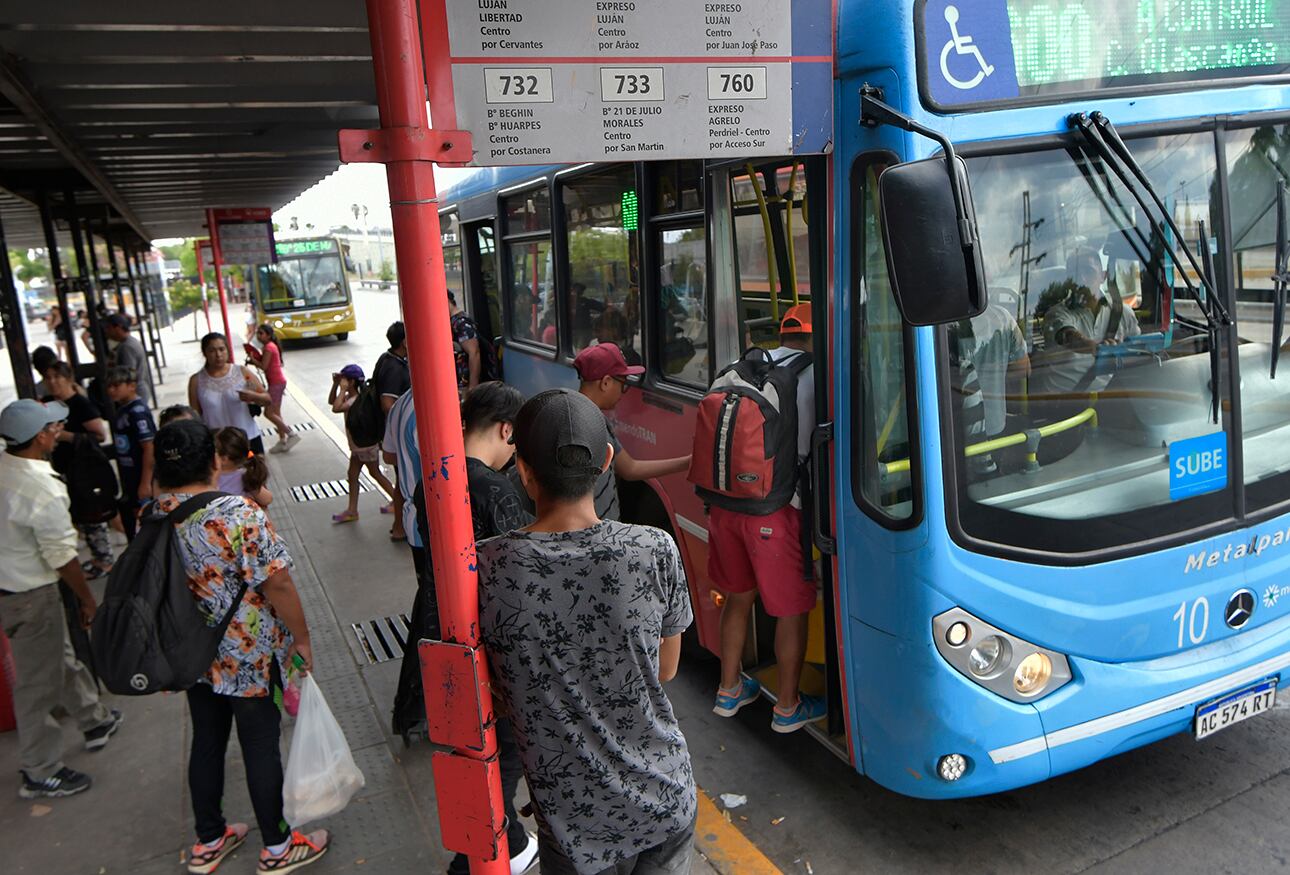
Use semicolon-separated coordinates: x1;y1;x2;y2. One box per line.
452;311;500;383
66;434;120;524
345;378;386;448
91;492;245;695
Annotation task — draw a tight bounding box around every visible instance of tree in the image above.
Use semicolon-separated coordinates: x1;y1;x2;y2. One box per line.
379;260;396;282
8;248;50;286
167;278;203;315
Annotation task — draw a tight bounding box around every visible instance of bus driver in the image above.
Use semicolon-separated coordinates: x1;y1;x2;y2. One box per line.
1036;246;1140;397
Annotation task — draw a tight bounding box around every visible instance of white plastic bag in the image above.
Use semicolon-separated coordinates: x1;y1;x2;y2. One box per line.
283;675;365;825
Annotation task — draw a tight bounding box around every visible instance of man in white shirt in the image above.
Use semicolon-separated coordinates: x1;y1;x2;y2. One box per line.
1036;248;1140;396
0;399;121;799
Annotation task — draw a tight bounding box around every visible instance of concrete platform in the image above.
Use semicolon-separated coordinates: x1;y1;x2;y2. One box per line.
0;310;725;875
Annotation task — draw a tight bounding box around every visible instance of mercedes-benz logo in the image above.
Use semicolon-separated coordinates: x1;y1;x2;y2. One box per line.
1225;589;1256;629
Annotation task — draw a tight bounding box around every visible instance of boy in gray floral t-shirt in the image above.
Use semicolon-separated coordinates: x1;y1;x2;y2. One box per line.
478;389;695;875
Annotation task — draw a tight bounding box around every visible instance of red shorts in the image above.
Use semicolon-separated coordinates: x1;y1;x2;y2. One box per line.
707;505;815;618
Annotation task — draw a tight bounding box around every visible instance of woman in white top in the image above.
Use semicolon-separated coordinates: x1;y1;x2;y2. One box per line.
188;332;270;455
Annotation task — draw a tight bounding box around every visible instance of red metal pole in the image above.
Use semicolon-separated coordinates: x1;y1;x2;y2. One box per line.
194;241;212;332
205;209;234;341
363;1;508;873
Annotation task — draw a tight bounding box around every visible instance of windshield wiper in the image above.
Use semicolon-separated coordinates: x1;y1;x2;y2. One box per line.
1069;111;1230;423
1271;180;1289;379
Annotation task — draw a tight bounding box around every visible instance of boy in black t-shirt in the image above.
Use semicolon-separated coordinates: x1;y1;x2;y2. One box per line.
396;381;538;874
105;366;155;540
371;321;410;539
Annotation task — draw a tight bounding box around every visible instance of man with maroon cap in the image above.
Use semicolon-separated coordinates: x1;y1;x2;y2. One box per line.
572;342;691;521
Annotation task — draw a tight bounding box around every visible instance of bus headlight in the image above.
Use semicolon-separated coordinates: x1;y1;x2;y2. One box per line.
333;314;343;321
1014;653;1052;695
968;636;1009;678
273;320;284;328
933;608;1072;703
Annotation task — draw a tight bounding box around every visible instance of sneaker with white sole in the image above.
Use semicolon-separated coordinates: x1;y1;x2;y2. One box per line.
510;830;539;874
188;823;249;874
257;829;330;873
84;708;124;751
771;693;826;733
713;676;762;717
19;766;91;799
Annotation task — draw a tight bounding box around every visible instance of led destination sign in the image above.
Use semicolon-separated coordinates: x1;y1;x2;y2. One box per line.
920;0;1290;109
275;239;336;257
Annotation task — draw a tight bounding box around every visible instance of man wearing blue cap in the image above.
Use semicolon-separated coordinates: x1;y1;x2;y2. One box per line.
0;399;122;799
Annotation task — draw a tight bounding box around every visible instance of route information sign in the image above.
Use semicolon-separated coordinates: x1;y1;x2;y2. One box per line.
438;0;832;165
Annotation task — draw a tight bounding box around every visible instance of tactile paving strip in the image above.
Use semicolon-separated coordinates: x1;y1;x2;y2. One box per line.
289;478;371;502
351;613;412;664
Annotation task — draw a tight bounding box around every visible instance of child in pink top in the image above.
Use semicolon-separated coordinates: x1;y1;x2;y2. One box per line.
245;323;299;454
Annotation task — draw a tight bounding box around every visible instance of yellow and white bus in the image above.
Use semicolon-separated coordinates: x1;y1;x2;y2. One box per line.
252;236;356;341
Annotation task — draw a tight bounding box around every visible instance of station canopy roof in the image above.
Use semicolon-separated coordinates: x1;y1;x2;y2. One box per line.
0;1;378;249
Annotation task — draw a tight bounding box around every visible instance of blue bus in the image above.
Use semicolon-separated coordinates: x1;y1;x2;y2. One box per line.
440;0;1290;798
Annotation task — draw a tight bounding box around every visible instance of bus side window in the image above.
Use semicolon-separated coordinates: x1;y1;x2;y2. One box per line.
854;160;916;523
560;166;642;362
729;161;812;352
501;185;553;347
651;160;708;386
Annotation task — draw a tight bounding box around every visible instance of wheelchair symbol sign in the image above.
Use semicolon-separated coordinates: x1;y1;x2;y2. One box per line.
923;0;1019;106
939;5;994;90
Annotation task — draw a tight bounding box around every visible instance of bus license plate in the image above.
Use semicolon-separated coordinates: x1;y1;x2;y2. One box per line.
1194;679;1277;740
300;330;319;338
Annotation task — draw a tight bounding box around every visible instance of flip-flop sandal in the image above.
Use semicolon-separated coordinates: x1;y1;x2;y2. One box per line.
332;512;360;524
390;533;407;542
380;504;395;515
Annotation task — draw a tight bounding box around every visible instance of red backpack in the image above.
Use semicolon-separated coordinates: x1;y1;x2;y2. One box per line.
688;347;813;515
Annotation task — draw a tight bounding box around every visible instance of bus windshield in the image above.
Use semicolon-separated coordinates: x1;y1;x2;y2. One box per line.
257;248;349;312
947;130;1239;554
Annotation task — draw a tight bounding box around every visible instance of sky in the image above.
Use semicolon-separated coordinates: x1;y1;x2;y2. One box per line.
271;162;481;233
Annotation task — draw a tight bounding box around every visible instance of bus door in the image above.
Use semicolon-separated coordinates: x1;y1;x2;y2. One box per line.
462;221;502;353
717;156;846;747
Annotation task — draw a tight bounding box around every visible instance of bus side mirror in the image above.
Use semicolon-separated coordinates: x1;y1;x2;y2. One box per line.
878;156;987;326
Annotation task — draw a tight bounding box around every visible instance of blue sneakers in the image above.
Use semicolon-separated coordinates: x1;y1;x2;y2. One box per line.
712;677;762;717
771;693;827;733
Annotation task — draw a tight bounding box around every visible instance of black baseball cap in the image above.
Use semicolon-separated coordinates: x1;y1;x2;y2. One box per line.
512;389;609;481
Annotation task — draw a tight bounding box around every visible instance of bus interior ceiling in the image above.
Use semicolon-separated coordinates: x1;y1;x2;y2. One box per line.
0;1;378;395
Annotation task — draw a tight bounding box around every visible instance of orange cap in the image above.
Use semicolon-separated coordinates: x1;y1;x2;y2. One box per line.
780;304;812;335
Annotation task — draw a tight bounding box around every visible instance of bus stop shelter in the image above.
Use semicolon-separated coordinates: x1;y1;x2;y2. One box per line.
0;1;378;398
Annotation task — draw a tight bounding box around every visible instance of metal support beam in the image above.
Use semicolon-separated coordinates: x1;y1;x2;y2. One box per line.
0;54;152;242
65;189;110;389
38;189;79;373
0;209;35;399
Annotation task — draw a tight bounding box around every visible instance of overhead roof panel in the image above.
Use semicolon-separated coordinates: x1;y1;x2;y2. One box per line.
0;1;378;247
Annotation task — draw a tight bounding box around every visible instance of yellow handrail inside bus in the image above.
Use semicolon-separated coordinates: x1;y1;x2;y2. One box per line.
784;160;799;305
879;406;1099;477
744;163;780;322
